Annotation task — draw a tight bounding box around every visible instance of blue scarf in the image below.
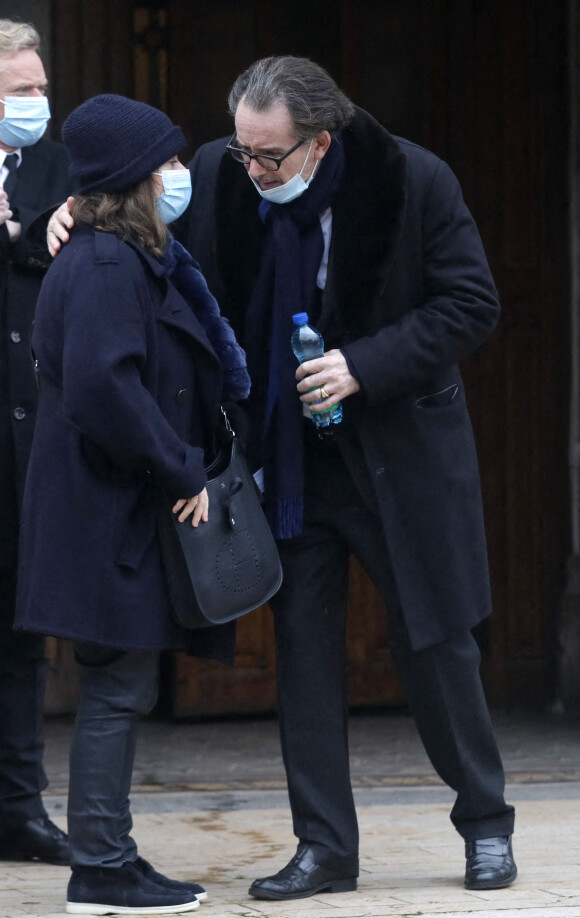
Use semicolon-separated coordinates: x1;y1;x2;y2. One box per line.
243;139;345;538
161;234;250;402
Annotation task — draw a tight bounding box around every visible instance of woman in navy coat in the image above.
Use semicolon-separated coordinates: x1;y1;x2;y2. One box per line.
15;95;249;916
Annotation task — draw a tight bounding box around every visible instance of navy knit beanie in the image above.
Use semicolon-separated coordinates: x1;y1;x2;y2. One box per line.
63;94;186;194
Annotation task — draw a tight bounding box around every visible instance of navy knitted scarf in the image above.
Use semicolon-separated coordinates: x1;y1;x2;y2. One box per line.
160;234;250;402
243;139;345;539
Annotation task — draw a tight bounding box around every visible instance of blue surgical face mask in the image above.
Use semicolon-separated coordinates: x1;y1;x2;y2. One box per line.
250;140;318;204
0;95;51;148
153;168;192;224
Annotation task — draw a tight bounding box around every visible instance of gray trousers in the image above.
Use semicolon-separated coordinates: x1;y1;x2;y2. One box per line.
68;650;159;867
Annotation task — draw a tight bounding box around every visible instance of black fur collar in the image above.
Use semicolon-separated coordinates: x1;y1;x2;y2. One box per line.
322;107;407;340
214;106;408;342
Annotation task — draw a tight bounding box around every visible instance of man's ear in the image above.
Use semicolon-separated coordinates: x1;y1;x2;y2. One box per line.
313;130;332;161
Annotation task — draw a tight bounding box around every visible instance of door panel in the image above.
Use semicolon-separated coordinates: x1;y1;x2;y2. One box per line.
172;558;403;718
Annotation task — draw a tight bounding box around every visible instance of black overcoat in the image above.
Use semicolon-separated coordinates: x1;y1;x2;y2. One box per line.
183;106;500;651
15;227;235;661
0;138;72;569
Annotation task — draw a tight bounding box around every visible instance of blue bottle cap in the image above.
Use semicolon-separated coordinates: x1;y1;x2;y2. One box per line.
292;312;309;325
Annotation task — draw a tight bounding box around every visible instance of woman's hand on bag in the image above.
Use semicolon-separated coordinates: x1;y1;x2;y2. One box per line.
172;488;209;526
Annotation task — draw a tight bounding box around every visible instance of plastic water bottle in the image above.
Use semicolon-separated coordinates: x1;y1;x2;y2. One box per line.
291;312;342;428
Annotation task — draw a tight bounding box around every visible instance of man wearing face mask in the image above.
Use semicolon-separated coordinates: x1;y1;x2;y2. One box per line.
182;55;517;898
0;19;72;864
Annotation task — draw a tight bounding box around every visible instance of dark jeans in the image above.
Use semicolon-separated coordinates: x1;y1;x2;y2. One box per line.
68;650;159;866
0;568;48;822
270;436;515;862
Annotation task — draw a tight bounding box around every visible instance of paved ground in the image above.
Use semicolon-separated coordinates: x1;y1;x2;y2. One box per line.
2;710;580;918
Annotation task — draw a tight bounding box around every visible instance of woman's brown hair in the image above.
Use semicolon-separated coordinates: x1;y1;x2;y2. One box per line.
71;175;168;256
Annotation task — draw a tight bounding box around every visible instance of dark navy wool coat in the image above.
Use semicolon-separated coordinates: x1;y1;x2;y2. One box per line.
183;106;500;651
0;138;72;568
15;226;234;659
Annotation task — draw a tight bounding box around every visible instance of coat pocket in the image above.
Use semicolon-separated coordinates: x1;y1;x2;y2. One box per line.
415;383;460;409
115;482;158;570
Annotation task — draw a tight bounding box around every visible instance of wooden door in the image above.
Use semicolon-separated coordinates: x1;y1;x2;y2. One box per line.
418;0;570;706
163;0;408;716
43;0;569;715
168;0;570;715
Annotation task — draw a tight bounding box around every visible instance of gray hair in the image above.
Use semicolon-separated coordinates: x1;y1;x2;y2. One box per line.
0;19;40;63
228;56;355;140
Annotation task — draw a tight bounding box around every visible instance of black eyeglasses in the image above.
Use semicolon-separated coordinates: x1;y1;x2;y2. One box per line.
226;134;306;172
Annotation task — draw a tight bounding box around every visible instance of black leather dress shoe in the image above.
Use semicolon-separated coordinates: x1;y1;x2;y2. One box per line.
0;815;70;865
249;845;358;900
464;835;517;889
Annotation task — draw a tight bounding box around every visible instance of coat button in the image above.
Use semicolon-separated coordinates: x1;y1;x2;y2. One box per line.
13;407;26;420
176;388;189;404
10;331;21;343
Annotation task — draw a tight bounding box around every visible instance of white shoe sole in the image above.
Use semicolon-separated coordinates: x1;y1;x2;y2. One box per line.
65;896;200;915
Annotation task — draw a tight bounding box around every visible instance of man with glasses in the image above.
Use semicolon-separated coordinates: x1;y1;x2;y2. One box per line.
48;54;517;898
183;55;517;899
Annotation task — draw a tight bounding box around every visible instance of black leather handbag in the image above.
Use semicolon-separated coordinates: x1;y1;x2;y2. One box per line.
158;420;282;629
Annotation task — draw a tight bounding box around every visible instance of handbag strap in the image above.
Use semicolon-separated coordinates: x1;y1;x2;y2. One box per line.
226;474;243;529
220;405;235;437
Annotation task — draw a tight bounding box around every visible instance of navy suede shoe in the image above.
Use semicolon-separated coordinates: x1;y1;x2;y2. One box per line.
134;856;207;901
66;861;199;915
